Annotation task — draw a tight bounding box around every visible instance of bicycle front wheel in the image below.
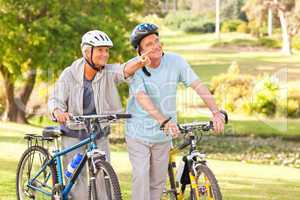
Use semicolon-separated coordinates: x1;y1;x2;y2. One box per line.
89;159;122;200
190;164;222;200
16;146;57;200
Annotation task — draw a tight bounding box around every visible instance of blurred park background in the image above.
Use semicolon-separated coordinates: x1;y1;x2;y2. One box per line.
1;0;300;199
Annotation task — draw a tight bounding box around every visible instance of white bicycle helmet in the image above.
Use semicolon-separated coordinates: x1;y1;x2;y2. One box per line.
81;30;113;48
81;30;113;70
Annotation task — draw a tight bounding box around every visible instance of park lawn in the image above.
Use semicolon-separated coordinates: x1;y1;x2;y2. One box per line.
175;85;300;139
178;115;300;139
26;113;300;139
1;122;300;200
1;147;300;200
160;31;300;83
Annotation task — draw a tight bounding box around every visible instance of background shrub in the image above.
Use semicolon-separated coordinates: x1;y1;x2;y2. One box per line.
221;19;244;32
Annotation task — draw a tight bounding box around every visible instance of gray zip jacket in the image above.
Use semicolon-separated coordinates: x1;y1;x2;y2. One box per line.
48;57;127;116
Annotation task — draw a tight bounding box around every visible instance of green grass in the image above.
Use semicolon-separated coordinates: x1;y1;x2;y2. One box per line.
178;116;300;139
1;122;300;200
27;113;300;139
161;32;300;83
2;146;300;200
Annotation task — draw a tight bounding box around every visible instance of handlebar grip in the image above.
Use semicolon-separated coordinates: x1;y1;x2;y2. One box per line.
209;110;228;130
116;114;132;119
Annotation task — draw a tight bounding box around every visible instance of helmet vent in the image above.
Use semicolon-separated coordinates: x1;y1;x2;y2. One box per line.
99;34;105;41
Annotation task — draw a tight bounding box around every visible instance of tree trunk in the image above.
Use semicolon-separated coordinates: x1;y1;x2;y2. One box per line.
0;65;37;123
191;0;201;14
268;8;273;37
173;0;177;11
215;0;220;40
1;65;16;121
278;9;292;55
17;68;37;123
165;0;169;12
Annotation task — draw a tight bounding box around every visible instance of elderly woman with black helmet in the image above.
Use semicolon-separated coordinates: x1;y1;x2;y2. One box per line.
48;30;150;199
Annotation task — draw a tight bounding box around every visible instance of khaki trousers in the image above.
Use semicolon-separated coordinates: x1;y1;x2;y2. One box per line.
126;136;171;200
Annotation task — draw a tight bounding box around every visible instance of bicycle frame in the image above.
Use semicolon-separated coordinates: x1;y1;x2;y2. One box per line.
167;134;203;200
165;112;227;200
168;148;185;200
27;130;100;200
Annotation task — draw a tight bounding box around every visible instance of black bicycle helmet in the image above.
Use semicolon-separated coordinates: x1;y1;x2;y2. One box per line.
130;23;159;50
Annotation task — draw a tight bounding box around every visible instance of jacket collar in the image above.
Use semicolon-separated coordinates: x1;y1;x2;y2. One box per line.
70;57;106;85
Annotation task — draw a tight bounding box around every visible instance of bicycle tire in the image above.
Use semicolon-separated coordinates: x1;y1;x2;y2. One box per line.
90;158;122;200
16;146;57;200
190;164;222;200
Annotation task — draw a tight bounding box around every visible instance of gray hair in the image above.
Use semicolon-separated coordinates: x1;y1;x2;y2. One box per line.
81;44;91;58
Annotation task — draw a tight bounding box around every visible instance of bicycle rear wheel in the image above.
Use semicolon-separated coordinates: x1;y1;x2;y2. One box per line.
16;146;57;200
89;159;122;200
190;164;222;200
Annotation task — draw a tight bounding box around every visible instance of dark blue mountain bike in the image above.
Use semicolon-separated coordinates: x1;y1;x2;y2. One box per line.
16;114;131;200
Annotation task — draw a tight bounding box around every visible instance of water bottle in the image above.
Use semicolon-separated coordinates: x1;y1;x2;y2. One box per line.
65;153;83;179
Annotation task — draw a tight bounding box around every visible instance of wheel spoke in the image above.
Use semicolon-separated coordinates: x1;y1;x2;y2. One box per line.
17;146;56;200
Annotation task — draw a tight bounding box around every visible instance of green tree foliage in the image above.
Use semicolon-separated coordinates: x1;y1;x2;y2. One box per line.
0;0;141;123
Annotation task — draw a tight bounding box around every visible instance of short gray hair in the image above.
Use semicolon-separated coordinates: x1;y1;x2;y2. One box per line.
81;44;91;57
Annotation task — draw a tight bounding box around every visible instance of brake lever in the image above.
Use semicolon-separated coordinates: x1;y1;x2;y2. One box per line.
202;121;213;131
177;124;189;134
207;110;229;131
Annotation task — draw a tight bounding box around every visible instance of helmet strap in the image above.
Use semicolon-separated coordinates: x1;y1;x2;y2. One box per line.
138;49;165;77
84;46;104;71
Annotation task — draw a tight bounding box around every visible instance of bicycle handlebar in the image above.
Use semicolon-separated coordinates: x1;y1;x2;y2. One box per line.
178;110;228;134
64;113;131;130
69;113;132;122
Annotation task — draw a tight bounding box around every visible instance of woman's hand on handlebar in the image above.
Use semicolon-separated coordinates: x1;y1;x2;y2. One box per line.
53;109;70;124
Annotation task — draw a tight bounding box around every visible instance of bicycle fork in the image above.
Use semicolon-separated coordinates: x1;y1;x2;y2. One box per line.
87;149;106;200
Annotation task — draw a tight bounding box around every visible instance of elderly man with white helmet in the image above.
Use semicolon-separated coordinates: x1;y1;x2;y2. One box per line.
48;30;151;199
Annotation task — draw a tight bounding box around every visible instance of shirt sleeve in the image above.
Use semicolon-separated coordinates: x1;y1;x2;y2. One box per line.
129;72;147;95
106;63;132;84
178;57;199;87
48;68;70;116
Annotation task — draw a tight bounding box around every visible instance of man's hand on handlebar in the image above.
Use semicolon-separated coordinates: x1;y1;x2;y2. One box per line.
163;121;180;138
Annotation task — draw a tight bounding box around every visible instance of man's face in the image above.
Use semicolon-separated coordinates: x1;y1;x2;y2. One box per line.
139;34;162;60
86;46;110;67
